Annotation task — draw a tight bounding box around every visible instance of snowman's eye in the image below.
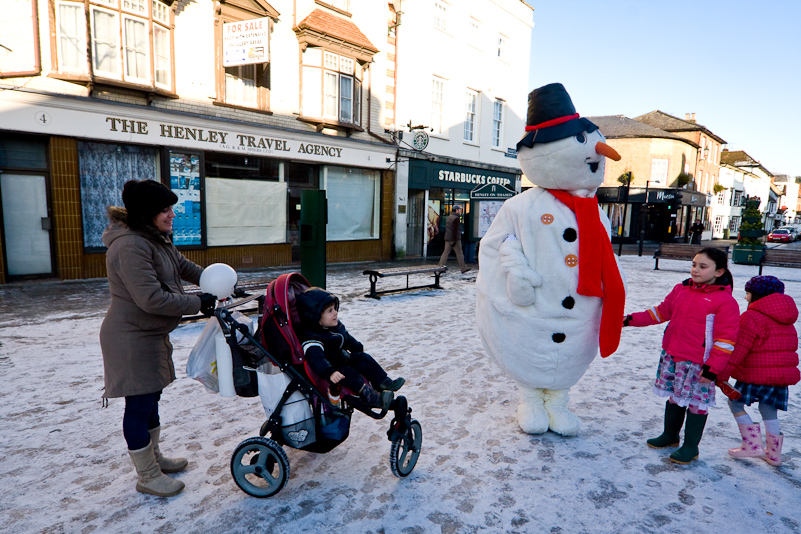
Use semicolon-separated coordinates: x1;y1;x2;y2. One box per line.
575;133;586;144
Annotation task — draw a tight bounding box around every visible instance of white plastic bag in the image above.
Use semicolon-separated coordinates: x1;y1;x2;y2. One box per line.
187;312;254;394
257;372;313;425
186;318;222;393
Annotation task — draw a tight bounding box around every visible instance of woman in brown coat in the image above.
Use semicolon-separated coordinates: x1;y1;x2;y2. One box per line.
100;179;215;497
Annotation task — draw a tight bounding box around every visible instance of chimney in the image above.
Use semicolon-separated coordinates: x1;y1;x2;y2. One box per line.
691;113;696;121
685;113;691;120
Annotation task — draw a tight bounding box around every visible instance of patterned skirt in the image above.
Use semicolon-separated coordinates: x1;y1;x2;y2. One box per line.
733;382;789;411
653;350;716;408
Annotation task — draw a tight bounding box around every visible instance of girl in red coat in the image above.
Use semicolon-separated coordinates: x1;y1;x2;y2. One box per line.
623;248;740;464
718;276;800;466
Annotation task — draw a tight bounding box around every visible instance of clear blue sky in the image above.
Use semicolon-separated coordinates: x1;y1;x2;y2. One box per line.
528;0;801;178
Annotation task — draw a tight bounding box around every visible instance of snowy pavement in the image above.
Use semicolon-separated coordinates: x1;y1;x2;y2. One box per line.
1;256;800;534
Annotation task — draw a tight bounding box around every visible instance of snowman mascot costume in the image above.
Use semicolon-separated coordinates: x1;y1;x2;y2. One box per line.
476;83;626;436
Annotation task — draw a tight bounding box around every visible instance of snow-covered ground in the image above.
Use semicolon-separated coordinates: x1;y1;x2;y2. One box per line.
1;256;800;534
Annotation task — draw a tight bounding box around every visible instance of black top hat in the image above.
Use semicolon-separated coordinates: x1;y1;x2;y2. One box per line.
516;83;598;150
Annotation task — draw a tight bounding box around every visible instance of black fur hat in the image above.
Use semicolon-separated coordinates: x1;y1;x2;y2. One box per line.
122;179;177;229
517;83;599;150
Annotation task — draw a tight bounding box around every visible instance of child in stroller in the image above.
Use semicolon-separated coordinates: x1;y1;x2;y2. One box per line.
295;287;405;412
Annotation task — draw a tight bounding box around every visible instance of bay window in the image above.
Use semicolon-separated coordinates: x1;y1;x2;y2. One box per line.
302;47;363;128
52;0;173;91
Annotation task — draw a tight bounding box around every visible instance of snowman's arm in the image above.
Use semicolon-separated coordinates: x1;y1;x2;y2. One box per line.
628;283;680;327
499;236;543;306
479;201;542;306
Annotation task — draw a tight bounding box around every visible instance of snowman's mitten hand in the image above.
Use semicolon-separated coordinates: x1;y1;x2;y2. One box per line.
499;239;542;306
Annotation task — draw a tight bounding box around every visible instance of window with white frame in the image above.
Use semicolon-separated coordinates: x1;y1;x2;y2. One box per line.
729;216;740;233
431;77;445;135
302;47;362;127
650;158;668;184
733;190;743;206
464;89;478;142
492;99;504;148
469;18;481;47
225;64;257;107
56;1;87;72
717;190;725;205
54;0;172;90
714;215;723;235
497;34;506;60
434;2;447;31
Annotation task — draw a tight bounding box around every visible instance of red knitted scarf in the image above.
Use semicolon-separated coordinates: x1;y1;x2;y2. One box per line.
547;189;625;358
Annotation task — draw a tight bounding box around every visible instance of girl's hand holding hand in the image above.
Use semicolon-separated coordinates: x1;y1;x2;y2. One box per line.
698;377;713;384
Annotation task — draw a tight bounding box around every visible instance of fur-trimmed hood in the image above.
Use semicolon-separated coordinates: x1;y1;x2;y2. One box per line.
103;206;170;249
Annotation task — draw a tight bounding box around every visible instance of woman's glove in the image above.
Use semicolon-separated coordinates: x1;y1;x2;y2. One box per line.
199;293;217;317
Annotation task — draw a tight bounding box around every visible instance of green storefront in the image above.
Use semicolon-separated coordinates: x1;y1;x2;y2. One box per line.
405;158;519;260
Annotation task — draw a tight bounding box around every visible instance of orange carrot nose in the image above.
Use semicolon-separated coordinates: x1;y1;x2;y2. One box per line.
595;142;621;161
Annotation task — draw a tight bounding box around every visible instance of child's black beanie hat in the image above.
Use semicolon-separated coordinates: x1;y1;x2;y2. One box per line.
295;287;339;327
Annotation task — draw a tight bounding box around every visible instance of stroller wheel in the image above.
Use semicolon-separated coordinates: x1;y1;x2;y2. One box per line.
230;437;290;498
389;420;422;478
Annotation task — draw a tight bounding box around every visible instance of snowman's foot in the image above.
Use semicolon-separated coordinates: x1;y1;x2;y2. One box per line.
544;389;580;437
517;388;549;434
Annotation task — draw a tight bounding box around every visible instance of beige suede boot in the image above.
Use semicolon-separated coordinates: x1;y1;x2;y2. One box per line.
148;426;188;473
129;442;185;497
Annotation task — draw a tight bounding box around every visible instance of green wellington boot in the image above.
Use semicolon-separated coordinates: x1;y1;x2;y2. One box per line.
647;401;686;449
670;412;708;464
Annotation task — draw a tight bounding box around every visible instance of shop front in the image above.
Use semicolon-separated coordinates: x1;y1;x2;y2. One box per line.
402;156;520;261
0;91;395;283
598;186;709;244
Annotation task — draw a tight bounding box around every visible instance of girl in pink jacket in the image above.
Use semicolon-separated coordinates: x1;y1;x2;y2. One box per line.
623;247;739;464
718;276;800;466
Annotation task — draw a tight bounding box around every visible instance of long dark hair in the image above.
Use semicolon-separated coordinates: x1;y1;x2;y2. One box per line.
695;247;733;288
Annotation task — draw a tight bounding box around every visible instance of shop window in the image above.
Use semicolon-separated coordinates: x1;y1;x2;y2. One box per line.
464;89;478;143
52;0;173;91
650;158;668;184
301;47;362;127
492;99;504;149
323;166;380;241
78;142;159;250
431;77;445;135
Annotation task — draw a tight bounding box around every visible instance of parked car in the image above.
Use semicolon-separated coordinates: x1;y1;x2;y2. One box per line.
767;228;793;243
779;226;800;241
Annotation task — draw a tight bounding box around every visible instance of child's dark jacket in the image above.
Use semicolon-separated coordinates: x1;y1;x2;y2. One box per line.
295;287;365;381
718;292;800;386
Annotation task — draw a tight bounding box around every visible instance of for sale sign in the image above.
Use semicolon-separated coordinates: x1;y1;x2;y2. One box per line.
223;17;270;67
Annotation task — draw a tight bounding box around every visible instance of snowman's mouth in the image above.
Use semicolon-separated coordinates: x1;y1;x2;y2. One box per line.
588;162;599;173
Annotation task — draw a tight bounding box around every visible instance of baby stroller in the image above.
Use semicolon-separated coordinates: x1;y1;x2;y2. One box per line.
213;272;422;498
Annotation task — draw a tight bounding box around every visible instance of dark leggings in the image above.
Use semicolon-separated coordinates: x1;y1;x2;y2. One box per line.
123;391;162;450
339;352;388;393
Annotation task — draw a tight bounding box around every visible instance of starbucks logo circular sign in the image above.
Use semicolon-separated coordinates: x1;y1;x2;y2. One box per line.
412;130;429;151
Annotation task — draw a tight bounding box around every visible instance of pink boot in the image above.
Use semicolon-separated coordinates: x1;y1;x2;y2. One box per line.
728;423;764;458
764;433;783;466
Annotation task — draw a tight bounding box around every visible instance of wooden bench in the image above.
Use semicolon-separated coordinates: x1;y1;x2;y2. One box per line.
759;248;801;275
363;265;448;299
653;243;730;270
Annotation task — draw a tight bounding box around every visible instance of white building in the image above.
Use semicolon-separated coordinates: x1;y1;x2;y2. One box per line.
710;162;745;239
389;0;534;259
772;174;800;225
0;0;411;282
720;149;779;234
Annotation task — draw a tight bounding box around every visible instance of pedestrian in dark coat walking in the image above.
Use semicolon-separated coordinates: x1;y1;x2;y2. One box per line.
438;205;471;273
100;179;216;497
